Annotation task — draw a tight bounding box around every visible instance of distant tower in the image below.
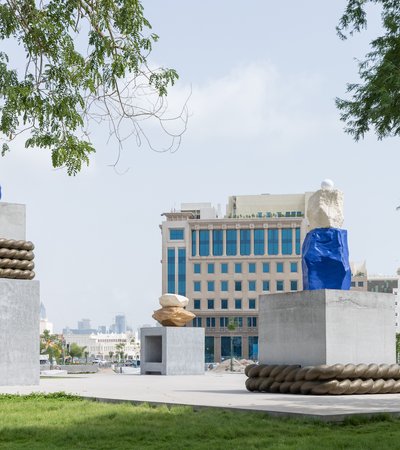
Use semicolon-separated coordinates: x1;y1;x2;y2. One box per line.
115;314;126;333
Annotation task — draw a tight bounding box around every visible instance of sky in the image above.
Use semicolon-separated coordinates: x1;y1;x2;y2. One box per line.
1;1;399;333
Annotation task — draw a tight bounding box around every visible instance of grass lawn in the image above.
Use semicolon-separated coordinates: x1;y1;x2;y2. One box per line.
1;393;400;449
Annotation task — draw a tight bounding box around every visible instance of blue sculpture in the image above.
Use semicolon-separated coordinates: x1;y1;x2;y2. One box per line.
302;180;351;291
302;228;351;290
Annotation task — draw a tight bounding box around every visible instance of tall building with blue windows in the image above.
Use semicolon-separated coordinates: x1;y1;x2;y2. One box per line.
161;194;312;363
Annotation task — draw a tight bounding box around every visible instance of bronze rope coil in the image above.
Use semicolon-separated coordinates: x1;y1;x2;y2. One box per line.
0;238;35;280
245;363;400;395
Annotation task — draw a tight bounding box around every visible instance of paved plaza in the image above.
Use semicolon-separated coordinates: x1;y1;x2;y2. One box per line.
2;370;400;421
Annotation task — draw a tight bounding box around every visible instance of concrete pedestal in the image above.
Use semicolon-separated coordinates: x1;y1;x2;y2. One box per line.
259;290;395;366
0;279;40;386
140;327;204;375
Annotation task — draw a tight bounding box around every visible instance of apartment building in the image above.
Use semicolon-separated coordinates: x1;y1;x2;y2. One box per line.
161;192;313;362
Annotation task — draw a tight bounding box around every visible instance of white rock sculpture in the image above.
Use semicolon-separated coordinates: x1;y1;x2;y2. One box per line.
307;182;344;230
159;293;189;308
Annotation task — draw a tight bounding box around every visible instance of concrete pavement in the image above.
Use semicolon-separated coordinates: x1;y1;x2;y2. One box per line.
2;370;400;421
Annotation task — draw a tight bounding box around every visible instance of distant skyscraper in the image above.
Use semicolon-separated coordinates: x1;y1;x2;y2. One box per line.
78;318;91;330
98;325;107;334
115;314;126;334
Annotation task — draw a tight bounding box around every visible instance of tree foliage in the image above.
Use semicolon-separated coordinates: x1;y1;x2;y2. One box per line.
68;342;85;363
337;0;400;140
0;0;186;175
40;329;63;363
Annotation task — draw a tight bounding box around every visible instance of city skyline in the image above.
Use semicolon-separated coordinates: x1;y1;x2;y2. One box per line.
1;0;399;332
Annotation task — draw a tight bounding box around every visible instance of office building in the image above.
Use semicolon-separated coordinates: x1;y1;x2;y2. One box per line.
115;314;127;334
161;192;312;362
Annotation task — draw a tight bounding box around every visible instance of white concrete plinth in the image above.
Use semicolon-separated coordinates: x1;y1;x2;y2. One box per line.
0;203;26;240
0;279;40;385
140;327;205;375
259;290;395;366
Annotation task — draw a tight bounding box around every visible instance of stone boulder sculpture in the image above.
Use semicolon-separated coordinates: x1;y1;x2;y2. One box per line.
152;294;195;327
302;180;351;290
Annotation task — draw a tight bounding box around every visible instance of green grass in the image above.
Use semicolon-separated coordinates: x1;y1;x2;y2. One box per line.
0;393;400;449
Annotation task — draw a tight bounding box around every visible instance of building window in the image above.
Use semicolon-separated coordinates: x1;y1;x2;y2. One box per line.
240;229;251;256
194;281;201;292
207;299;214;309
205;336;214;363
192;317;202;327
248;336;258;360
213;230;223;256
290;262;298;273
351;281;356;287
207;263;215;274
254;229;265;255
207;281;215;291
263;280;270;291
290;280;298;291
170;228;184;240
247;317;257;328
221;281;228;291
206;317;216;328
276;280;284;291
235;263;242;273
199;230;210;256
248;263;256;273
220;317;229;328
221;263;228;273
234;317;243;328
194;299;201;310
295;228;301;255
268;229;279;255
167;248;175;293
249;298;256;309
221;299;228;309
248;280;256;291
194;263;201;274
276;262;284;273
235;281;242;291
263;262;270;273
226;230;237;256
221;336;242;359
235;299;242;309
191;230;196;257
358;281;364;287
178;248;186;296
282;228;293;255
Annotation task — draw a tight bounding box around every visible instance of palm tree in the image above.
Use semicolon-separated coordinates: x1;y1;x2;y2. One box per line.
108;351;114;362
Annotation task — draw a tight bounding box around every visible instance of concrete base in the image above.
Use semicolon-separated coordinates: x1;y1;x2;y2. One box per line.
259;290;395;366
140;327;204;375
0;279;40;385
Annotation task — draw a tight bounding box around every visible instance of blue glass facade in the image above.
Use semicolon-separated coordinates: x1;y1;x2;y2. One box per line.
213;230;223;256
199;230;210;256
226;230;237;256
191;230;196;256
282;228;293;255
295;228;301;255
167;248;175;293
170;228;184;240
240;229;251;255
178;248;186;296
268;229;279;255
254;229;264;255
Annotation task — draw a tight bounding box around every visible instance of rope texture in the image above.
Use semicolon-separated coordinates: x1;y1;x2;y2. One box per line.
245;363;400;395
0;239;35;280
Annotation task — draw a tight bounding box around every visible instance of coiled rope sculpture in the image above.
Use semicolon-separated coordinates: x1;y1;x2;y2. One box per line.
245;363;400;395
0;238;35;280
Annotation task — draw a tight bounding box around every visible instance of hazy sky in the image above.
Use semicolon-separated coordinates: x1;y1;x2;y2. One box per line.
1;1;399;332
